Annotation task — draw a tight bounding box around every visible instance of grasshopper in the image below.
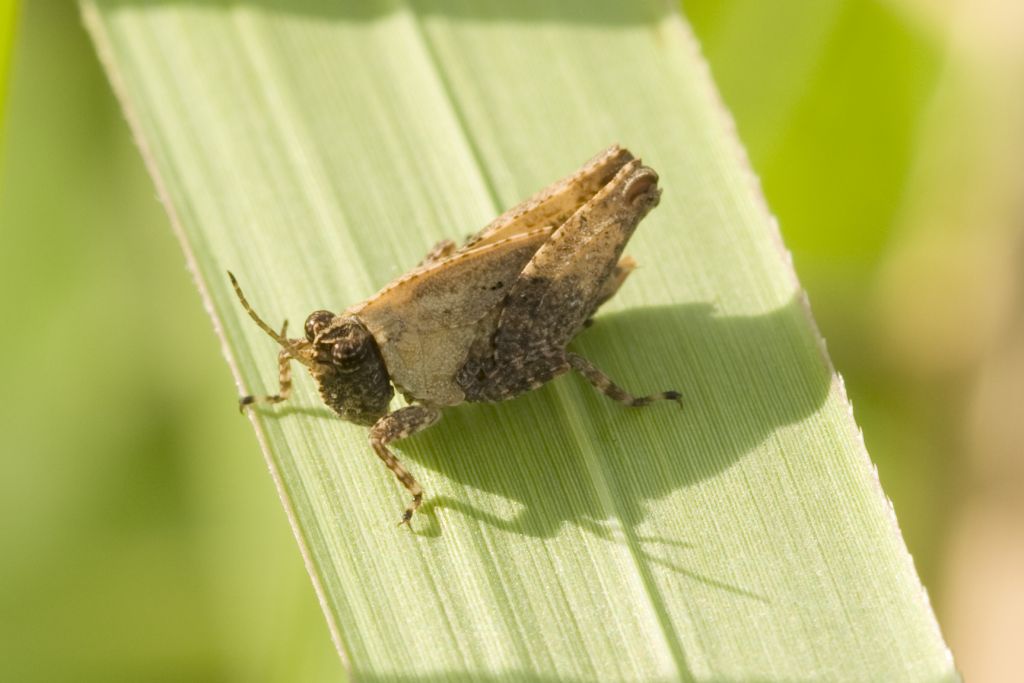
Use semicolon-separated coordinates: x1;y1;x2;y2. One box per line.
230;145;681;525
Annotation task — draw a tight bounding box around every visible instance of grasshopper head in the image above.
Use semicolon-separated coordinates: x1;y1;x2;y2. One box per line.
228;272;393;426
305;312;394;426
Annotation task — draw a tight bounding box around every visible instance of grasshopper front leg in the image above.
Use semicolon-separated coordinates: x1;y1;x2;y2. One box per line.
239;321;294;412
369;404;442;526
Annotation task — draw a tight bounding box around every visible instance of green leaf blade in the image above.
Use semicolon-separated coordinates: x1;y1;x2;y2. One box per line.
83;1;957;681
0;0;18;140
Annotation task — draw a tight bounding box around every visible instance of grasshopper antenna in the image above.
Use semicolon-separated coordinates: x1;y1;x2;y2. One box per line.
227;271;292;350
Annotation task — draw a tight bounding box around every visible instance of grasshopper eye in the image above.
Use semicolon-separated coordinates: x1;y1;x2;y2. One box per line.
332;337;369;371
305;310;334;341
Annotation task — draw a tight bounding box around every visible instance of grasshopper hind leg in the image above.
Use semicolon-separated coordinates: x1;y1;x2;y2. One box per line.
567;353;682;408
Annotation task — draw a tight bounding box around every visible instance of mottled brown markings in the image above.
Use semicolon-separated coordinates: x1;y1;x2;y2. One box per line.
231;145;682;526
310;318;394;426
353;229;557;408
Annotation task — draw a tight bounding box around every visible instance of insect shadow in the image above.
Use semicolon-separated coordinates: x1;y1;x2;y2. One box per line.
399;295;831;543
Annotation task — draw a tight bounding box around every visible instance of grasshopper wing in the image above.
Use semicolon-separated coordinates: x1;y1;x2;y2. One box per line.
460;145;635;250
494;158;661;361
349;228;554;406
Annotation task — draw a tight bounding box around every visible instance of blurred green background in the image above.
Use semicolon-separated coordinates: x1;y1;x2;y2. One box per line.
1;1;1020;681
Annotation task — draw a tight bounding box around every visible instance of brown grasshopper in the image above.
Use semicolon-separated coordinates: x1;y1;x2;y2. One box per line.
230;145;681;526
